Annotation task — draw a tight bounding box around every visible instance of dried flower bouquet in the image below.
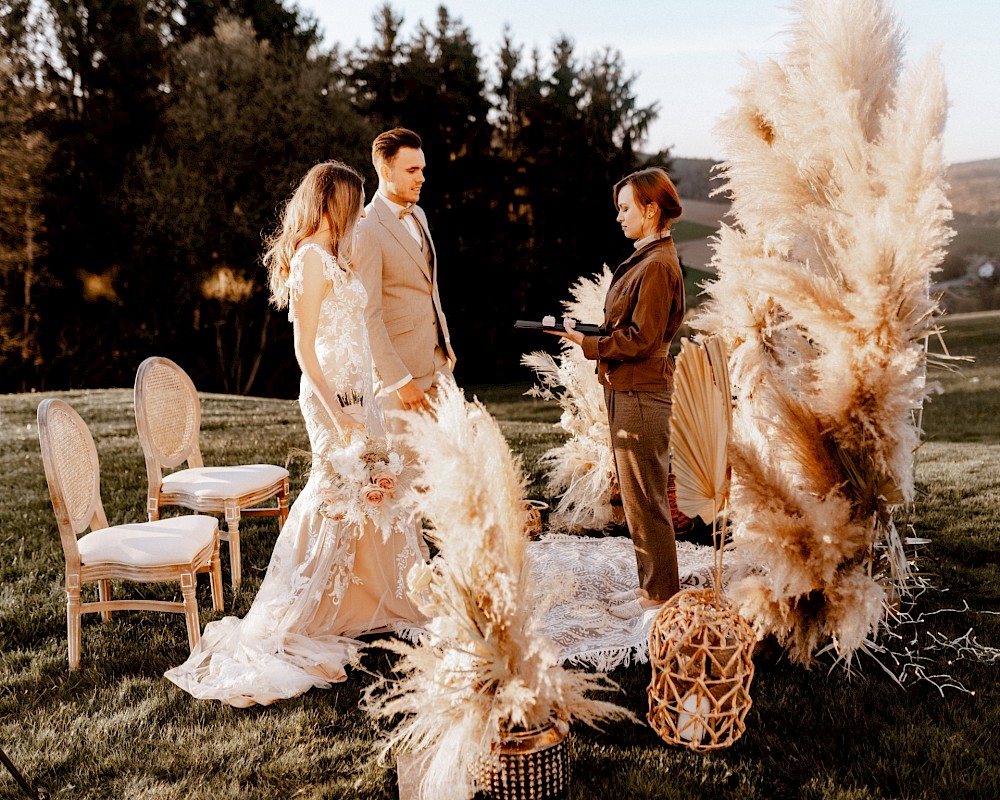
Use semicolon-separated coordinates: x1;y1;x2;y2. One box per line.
310;433;411;540
363;378;635;800
522;265;620;532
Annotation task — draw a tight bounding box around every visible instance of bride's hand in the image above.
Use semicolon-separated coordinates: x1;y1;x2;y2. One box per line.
336;413;366;433
328;407;365;438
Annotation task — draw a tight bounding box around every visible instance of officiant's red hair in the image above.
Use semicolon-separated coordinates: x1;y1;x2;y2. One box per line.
264;161;365;309
614;167;682;233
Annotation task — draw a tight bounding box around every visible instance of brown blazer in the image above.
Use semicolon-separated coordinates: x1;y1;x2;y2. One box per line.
355;197;455;392
580;237;685;392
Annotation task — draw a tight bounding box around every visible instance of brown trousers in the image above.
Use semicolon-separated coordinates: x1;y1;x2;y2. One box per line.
605;386;680;601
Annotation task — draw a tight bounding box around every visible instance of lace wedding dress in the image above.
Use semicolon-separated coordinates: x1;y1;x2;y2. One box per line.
165;244;423;707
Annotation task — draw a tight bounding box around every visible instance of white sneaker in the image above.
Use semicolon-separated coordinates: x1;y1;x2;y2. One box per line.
609;598;664;620
608;587;643;605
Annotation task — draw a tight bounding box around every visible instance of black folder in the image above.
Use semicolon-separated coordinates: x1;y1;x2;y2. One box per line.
514;319;603;335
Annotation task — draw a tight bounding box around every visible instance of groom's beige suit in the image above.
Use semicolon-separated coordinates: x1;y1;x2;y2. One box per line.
356;195;455;410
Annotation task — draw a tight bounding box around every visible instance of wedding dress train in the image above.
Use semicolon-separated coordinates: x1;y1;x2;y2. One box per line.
165;244;422;707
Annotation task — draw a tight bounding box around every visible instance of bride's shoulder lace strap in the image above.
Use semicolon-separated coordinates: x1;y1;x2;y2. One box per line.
288;243;350;320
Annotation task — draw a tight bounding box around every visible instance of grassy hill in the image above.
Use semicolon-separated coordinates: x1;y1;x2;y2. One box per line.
0;313;997;798
937;159;1000;289
670;156;1000;310
947;158;1000;222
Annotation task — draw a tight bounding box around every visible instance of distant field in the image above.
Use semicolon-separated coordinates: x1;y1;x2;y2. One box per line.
944;214;1000;267
947;158;1000;220
671;220;717;242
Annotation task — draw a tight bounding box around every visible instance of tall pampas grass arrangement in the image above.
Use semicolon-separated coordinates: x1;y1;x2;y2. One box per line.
522;266;619;531
690;0;953;665
362;378;635;800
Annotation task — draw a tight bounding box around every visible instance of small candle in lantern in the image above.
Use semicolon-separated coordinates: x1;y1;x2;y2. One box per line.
676;692;711;742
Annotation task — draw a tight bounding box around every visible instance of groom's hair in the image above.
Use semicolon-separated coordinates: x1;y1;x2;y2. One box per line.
372;127;423;169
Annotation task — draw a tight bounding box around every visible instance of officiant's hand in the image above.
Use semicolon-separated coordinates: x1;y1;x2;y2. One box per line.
397;379;431;412
547;319;585;347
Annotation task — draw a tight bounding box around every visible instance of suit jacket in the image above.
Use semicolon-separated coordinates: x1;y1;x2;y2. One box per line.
580;237;685;392
355;197;455;393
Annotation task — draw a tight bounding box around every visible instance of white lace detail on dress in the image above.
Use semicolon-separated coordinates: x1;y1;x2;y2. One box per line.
287;243;385;444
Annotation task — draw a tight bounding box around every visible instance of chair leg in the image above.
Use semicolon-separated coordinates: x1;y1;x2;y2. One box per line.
66;578;82;671
98;579;113;622
225;502;242;588
147;495;160;522
278;479;290;527
209;536;224;612
180;572;200;650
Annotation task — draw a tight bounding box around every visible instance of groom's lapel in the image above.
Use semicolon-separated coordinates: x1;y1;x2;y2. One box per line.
375;201;433;283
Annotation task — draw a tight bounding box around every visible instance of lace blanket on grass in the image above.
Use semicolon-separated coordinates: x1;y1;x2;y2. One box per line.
525;535;727;671
392;536;736;671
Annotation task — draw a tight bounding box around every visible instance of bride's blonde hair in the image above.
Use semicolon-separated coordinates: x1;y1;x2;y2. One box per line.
264;161;365;309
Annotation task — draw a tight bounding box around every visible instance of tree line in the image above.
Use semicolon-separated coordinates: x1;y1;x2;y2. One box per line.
0;0;670;396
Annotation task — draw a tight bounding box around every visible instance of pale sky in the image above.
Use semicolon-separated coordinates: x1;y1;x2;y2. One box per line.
306;0;999;165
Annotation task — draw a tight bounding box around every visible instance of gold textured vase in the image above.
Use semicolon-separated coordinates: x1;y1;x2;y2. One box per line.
522;500;549;538
471;716;571;800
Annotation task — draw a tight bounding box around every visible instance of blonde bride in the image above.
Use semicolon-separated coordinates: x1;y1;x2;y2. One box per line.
165;161;424;707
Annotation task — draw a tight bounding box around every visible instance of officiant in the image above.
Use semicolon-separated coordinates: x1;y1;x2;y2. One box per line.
549;166;686;619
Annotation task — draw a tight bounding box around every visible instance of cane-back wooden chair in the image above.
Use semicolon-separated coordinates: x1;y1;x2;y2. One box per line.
37;398;223;671
133;356;290;587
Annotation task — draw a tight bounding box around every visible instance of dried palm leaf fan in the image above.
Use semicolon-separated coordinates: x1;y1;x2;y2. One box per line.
647;336;756;750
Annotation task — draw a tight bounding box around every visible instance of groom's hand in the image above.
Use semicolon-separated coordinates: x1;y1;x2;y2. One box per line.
397;380;430;412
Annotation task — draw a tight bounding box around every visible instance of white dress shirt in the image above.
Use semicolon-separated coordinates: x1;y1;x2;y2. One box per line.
375;190;423;246
633;229;673;250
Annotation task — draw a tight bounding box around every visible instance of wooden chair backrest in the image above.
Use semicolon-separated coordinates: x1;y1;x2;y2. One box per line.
134;356;202;470
36;399;108;564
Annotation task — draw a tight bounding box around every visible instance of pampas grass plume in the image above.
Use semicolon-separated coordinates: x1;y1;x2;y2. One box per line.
691;0;951;665
363;377;636;799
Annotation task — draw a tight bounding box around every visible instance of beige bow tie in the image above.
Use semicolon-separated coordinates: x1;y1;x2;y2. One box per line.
398;205;415;220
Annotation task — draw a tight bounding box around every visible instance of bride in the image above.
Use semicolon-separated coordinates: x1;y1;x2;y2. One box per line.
165;161;424;707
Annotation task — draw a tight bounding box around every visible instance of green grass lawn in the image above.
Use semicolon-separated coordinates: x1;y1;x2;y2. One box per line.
1;313;998;799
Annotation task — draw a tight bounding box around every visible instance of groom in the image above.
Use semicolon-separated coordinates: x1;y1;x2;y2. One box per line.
357;127;456;416
357;129;456;561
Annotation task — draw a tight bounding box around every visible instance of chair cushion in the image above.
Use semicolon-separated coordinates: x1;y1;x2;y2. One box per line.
78;516;217;567
161;464;288;499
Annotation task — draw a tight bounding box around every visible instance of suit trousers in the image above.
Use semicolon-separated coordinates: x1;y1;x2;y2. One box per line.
604;386;680;601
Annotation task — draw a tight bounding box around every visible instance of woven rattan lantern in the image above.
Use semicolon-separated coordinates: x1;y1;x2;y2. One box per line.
647;337;756;750
647;589;755;749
